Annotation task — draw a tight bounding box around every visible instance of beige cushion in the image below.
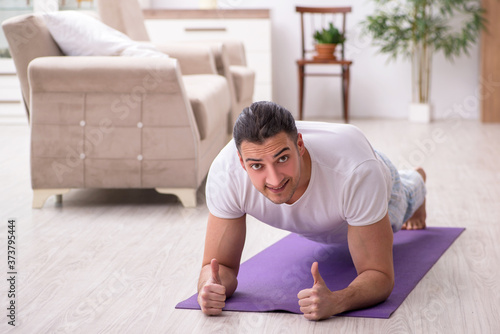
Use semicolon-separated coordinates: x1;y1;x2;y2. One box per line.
223;40;247;66
97;0;150;41
230;65;255;103
182;74;230;140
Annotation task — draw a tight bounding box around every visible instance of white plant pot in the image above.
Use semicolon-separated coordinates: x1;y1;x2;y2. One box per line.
199;0;217;9
409;103;432;123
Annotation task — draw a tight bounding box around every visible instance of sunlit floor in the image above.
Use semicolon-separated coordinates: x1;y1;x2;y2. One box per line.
1;118;499;333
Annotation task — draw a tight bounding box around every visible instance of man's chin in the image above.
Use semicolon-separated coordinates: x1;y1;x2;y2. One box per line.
267;197;287;205
263;191;294;205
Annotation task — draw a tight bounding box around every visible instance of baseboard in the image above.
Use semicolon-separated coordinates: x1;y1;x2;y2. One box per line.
0;102;27;125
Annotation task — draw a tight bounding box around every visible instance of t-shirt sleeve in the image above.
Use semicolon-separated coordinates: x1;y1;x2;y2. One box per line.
342;159;390;226
205;157;246;219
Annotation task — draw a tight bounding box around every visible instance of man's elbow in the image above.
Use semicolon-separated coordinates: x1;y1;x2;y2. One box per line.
381;275;395;300
225;278;238;297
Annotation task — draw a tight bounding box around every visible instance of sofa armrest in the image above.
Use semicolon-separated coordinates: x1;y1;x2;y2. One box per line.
180;40;247;67
153;43;217;75
218;40;247;67
28;56;185;93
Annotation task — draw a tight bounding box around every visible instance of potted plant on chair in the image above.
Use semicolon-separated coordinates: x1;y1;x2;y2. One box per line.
313;22;346;60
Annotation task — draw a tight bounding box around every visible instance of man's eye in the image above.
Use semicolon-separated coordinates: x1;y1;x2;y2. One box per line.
251;164;262;170
278;156;289;163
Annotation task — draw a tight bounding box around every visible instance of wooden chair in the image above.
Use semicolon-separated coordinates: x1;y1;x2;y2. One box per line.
77;0;93;7
296;6;353;122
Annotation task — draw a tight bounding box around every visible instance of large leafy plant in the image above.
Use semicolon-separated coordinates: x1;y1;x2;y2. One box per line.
363;0;485;104
313;22;346;44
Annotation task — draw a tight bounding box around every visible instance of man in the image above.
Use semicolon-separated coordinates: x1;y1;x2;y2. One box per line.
197;101;427;320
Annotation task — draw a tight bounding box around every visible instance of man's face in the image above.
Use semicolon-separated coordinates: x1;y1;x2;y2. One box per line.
238;132;306;205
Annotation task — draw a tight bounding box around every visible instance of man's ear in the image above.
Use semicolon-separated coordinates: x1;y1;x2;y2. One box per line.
296;133;305;156
237;151;247;171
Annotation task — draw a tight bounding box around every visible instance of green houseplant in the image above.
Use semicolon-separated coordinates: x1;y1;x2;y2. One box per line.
363;0;485;121
313;22;346;60
0;48;11;58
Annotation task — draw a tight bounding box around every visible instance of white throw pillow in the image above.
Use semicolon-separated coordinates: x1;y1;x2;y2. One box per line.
43;11;168;58
120;43;169;58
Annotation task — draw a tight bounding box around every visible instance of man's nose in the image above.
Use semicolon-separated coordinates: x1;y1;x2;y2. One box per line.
266;166;282;186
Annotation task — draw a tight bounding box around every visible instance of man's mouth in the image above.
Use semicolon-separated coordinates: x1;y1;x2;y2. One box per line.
267;180;289;193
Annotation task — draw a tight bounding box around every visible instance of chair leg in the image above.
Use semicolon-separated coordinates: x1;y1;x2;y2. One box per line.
343;65;350;123
33;189;71;209
155;188;197;208
298;64;305;120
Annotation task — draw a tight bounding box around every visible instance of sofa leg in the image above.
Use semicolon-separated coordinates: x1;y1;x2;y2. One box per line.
33;189;70;209
155;188;197;208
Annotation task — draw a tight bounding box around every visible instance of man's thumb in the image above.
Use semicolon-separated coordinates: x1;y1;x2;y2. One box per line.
311;262;325;285
211;258;221;284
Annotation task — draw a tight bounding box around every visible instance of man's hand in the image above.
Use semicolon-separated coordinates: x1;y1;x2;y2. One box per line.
297;262;338;320
197;259;226;315
197;214;245;316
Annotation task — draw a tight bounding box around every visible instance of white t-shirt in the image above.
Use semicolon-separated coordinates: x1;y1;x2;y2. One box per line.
206;121;392;244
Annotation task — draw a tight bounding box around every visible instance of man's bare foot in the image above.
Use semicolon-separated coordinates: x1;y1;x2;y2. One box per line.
402;167;427;230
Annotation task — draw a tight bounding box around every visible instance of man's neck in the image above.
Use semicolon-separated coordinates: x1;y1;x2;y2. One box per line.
286;147;312;204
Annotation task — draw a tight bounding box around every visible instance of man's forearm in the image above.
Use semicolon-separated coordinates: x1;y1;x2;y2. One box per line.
333;269;394;314
198;263;238;297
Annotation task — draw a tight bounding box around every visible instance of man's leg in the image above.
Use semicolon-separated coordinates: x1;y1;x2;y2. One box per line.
401;167;427;230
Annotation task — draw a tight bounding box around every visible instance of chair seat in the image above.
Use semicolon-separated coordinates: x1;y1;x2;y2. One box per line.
297;58;353;66
183;74;231;140
230;65;255;103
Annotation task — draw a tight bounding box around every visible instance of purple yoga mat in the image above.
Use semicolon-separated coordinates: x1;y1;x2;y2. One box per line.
176;227;464;318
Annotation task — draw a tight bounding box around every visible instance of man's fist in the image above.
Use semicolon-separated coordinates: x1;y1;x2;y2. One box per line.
198;259;226;315
297;262;335;320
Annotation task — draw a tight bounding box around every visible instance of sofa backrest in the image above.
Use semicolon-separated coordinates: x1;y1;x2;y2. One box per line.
97;0;150;42
2;14;64;121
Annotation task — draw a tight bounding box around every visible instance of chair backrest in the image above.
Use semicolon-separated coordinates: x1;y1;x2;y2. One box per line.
296;6;351;60
2;14;64;121
97;0;150;41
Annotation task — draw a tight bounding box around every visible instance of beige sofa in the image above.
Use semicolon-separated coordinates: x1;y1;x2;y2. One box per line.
97;0;255;133
2;13;231;208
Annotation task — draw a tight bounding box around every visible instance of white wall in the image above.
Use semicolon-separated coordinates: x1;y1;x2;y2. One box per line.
151;0;481;120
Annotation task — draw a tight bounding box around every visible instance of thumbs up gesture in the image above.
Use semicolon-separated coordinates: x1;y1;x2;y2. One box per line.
198;259;226;315
297;262;335;320
209;258;222;285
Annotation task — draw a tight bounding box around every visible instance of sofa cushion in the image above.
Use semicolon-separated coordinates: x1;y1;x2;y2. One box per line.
43;10;167;58
182;74;230;140
230;65;255;102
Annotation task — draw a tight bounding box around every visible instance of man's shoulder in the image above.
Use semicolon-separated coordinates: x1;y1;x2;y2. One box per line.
212;139;239;169
207;139;247;192
206;139;248;218
296;121;362;135
298;121;374;171
296;121;367;150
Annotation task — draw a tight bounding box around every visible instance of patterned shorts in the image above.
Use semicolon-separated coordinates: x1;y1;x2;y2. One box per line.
375;151;427;232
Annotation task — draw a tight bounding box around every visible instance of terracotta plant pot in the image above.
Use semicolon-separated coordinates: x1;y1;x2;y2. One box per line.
314;43;337;60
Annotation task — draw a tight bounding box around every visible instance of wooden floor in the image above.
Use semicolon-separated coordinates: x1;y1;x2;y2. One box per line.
1;119;499;333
